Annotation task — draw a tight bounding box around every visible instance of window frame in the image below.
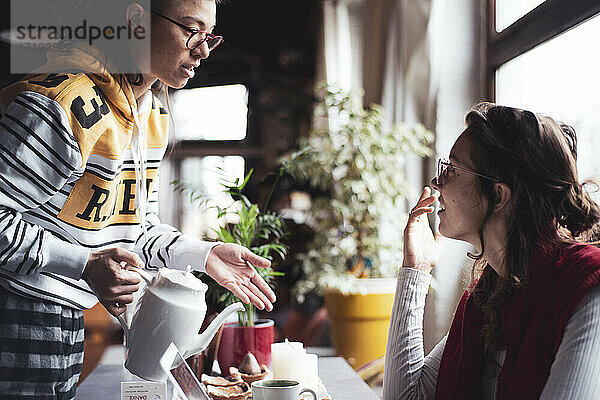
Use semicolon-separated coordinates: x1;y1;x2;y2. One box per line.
485;0;600;100
165;54;265;231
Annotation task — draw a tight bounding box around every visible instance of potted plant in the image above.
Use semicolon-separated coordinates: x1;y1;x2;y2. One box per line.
281;85;433;368
174;169;287;374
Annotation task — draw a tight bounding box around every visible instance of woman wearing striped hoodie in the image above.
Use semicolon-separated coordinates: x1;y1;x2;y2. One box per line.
0;1;275;398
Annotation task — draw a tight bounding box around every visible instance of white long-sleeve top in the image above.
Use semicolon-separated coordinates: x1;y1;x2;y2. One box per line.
382;267;600;399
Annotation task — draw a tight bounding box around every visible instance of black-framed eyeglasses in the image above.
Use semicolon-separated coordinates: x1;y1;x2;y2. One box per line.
150;10;224;50
435;157;500;186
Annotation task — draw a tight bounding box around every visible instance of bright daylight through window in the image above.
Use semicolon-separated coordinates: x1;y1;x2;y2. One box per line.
495;0;546;32
171;84;248;141
179;156;246;238
495;13;600;201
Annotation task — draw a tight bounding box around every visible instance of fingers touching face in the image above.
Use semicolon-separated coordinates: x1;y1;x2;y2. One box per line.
409;186;438;222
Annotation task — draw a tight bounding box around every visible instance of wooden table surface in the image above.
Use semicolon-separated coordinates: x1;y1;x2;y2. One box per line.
75;345;380;399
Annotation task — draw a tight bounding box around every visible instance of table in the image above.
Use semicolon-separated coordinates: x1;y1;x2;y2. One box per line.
76;345;380;399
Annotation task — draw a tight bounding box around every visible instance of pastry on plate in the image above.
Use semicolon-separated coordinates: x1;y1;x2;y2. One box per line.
206;382;250;400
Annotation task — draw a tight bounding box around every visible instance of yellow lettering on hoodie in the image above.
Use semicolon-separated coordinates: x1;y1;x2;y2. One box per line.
58;169;158;230
0;43;170;231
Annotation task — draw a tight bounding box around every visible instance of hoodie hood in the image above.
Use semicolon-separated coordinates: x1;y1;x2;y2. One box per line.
43;42;139;122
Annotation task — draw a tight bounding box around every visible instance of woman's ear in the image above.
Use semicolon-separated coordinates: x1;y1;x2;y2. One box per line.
126;2;146;28
493;182;512;213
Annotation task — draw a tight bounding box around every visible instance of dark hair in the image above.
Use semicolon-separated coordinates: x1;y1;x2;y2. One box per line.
462;102;600;369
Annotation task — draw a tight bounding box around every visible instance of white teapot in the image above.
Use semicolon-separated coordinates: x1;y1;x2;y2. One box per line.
117;266;244;381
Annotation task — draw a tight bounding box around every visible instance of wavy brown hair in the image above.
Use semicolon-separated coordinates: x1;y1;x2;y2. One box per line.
462;102;600;369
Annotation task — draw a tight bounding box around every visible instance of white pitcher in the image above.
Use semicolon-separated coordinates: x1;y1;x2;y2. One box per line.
117;266;244;381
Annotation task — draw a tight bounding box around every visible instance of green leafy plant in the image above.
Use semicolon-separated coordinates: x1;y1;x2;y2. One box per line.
173;169;286;326
281;85;434;302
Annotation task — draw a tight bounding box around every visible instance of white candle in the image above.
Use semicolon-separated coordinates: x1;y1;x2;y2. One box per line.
271;340;303;352
305;353;319;393
270;339;307;385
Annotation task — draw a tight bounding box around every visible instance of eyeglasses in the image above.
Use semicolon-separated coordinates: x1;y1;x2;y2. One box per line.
435;157;500;186
151;10;224;50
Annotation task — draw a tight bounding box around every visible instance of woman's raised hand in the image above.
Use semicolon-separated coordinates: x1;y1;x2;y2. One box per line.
206;243;277;312
402;186;443;274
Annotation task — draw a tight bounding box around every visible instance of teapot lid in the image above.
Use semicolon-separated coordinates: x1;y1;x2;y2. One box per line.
148;266;207;304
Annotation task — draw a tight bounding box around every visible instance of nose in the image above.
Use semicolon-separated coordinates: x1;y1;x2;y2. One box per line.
431;176;441;191
192;41;210;60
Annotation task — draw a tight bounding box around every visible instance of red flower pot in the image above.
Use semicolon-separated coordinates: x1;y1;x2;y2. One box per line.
217;319;274;373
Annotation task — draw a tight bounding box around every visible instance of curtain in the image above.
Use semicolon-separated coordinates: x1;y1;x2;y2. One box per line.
316;0;364;93
372;0;486;353
316;0;486;352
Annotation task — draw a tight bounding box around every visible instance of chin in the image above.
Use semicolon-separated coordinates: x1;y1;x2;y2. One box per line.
158;74;189;89
164;80;188;89
172;81;188;89
438;219;448;236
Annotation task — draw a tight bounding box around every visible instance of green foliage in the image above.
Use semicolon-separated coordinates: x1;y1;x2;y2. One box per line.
173;169;287;326
281;85;434;302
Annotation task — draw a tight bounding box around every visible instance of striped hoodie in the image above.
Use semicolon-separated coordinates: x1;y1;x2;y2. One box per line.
0;44;215;309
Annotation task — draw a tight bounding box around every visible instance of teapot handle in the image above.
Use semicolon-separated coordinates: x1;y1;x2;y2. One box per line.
114;266;151;347
117;313;130;346
126;265;154;285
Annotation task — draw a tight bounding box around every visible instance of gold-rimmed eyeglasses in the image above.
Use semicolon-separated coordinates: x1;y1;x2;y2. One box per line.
435;157;500;186
151;10;224;50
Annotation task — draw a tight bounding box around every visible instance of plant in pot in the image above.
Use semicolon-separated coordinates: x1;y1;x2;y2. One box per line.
174;169;287;376
281;85;433;368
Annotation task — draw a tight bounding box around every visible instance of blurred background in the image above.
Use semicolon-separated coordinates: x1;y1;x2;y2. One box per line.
1;0;599;392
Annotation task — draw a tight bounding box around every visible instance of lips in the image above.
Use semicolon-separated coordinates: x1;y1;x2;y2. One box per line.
438;197;446;214
181;64;197;79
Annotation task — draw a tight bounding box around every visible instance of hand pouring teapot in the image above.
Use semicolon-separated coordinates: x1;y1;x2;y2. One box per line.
117;265;244;381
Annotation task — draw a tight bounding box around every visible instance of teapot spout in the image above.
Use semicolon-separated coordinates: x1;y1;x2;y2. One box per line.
184;302;245;359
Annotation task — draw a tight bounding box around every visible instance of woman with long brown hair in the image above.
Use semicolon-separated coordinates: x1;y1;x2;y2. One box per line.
383;103;600;399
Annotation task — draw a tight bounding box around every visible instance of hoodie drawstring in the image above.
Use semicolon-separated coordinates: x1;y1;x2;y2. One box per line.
130;103;148;244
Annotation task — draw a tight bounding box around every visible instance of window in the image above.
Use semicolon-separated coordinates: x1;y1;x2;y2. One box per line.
171;84;248;141
179;156;245;238
488;0;600;200
166;84;252;236
495;0;545;32
495;14;600;189
487;1;600;92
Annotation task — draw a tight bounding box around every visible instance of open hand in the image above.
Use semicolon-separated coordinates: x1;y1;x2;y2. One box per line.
403;186;443;274
206;243;277;311
82;248;143;317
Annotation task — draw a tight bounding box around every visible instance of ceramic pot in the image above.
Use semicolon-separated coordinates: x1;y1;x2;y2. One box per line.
325;278;396;369
217;319;274;373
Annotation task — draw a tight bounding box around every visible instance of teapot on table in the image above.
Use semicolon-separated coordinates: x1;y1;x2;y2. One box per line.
117;265;244;381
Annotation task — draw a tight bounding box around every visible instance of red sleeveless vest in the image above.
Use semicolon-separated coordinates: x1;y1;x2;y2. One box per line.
435;242;600;400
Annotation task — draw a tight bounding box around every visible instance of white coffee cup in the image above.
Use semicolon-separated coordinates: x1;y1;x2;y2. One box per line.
252;379;317;400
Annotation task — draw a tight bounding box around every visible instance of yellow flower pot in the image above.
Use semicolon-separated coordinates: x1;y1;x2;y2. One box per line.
324;278;396;369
